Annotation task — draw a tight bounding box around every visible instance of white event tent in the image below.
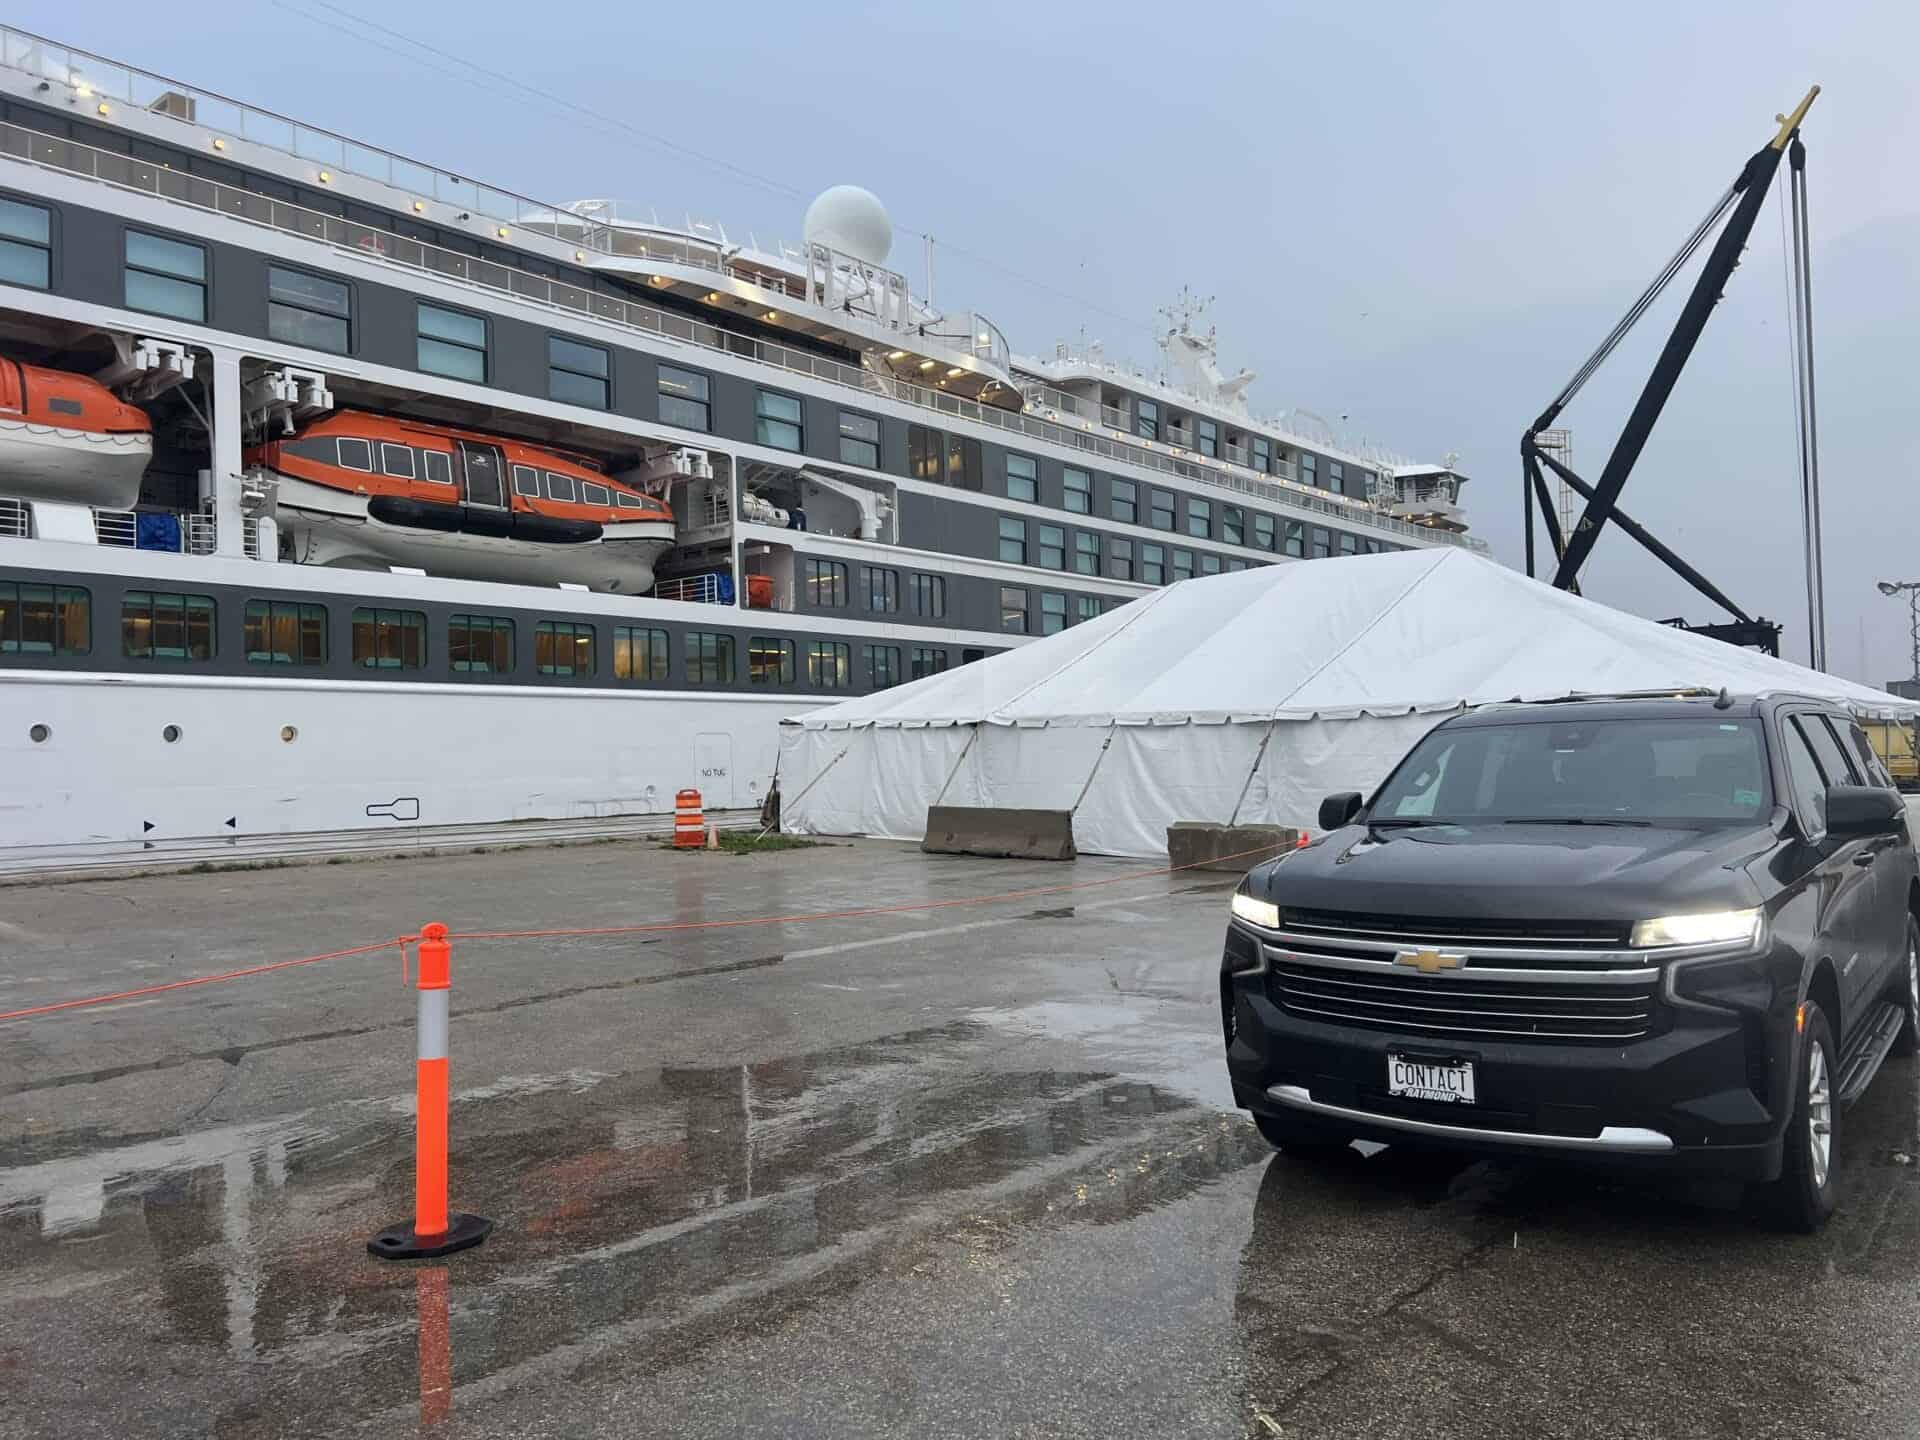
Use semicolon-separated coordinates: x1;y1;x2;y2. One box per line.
779;549;1919;858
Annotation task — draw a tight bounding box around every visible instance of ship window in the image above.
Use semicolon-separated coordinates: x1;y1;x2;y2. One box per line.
417;304;487;382
1141;544;1166;586
806;640;851;689
749;636;795;686
422;450;453;485
1172;550;1194;582
1228;558;1248;572
512;464;541;497
1251;436;1271;473
839;412;880;468
267;266;350;354
123;591;216;662
548;335;610;410
613;625;669;681
1201;552;1222;575
1039;592;1067;635
448;614;514;674
1073;532;1099;575
864;644;902;690
1311;527;1332;558
864;565;899;613
0;197;52;290
1283;521;1304;558
1006;453;1038;504
755;390;803;452
1222;506;1244;545
282;437;337;465
998;516;1027;565
380;444;416;479
350;608;425;670
1328;461;1345;496
946;433;981;490
581;482;611;507
804;558;849;608
337;437;373;472
1108;537;1133;581
1197;419;1218;458
908;425;942;481
686;631;734;685
1300;452;1319;485
910;572;945;619
244;600;327;666
1253;513;1275;551
1038;525;1065;570
0;582;88;655
1000;586;1029;634
1150;490;1175;531
1136;399;1158;442
125;231;205;322
615;491;647;510
1338;531;1358;556
1187;497;1211;538
911;647;949;680
544;471;578;503
1110;478;1137;524
658;366;710;431
1076;595;1102;626
534;620;595;677
1063;467;1092;514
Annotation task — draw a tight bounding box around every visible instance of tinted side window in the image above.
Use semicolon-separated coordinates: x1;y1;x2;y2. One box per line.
1781;720;1830;835
1799;714;1859;788
1849;723;1895;789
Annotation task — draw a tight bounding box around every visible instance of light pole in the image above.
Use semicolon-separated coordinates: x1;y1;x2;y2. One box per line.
1876;581;1920;686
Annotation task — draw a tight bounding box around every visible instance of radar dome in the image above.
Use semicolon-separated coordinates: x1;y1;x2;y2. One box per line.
802;185;893;267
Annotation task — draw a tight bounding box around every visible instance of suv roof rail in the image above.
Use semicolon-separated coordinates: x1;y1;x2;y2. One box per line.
1497;687;1728;707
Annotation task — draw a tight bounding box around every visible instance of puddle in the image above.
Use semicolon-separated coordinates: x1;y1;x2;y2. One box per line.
0;1021;1267;1434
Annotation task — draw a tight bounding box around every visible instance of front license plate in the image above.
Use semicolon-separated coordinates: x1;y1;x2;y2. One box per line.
1387;1055;1475;1105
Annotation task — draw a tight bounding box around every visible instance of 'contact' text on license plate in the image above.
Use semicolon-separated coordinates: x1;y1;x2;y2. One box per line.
1387;1055;1475;1104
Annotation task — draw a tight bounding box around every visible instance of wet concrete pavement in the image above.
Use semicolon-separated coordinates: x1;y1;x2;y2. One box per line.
2;838;1919;1438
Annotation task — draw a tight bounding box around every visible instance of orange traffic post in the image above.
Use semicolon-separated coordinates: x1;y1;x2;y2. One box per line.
369;922;493;1260
673;788;705;848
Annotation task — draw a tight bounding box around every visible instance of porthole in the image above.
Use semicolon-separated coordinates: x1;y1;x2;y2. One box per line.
29;723;50;743
280;725;298;743
162;724;182;744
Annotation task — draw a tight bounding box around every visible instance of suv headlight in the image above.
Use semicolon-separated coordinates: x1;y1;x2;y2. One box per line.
1630;908;1762;949
1231;891;1281;930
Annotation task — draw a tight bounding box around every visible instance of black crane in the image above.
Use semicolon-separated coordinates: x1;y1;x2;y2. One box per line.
1521;87;1824;662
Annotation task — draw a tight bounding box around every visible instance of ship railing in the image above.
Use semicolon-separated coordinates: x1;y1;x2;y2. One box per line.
0;113;1484;553
651;573;730;605
1165;423;1194;450
0;497;28;539
89;507;245;556
1224;441;1249;467
1100;403;1129;430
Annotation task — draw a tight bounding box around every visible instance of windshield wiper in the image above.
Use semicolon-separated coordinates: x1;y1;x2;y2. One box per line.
1501;816;1653;827
1368;817;1445;829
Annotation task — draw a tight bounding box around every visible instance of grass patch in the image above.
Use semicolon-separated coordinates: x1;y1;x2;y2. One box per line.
665;831;821;856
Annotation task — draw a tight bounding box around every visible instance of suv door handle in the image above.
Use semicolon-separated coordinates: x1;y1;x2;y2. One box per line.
1852;850;1877;867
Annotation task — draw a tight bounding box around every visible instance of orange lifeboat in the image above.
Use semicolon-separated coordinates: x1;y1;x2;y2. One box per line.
250;411;677;593
0;360;153;510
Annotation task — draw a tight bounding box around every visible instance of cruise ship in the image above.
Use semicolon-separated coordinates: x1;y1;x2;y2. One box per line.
0;27;1479;869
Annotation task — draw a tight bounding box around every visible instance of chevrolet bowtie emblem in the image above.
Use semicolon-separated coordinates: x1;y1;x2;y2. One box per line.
1395;948;1466;974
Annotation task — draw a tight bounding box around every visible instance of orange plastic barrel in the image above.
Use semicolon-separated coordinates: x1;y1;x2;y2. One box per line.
674;788;705;848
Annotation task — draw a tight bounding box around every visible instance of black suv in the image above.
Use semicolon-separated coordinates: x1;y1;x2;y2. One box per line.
1220;693;1920;1229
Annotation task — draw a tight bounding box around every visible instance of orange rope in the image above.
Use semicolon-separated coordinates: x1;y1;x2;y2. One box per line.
0;838;1297;1025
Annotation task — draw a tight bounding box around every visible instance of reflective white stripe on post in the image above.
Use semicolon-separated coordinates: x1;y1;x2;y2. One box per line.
417;988;449;1062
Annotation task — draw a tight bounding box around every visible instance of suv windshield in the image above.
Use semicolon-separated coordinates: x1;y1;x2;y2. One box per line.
1372;716;1773;826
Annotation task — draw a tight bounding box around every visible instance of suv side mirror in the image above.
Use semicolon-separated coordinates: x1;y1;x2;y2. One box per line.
1318;791;1364;831
1826;784;1903;837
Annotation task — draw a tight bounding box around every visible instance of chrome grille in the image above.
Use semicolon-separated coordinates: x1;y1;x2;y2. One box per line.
1269;962;1655;1042
1281;908;1629;949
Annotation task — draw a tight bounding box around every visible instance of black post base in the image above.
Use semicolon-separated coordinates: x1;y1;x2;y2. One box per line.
367;1211;494;1260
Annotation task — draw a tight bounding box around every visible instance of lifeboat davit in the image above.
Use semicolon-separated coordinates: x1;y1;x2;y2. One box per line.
0;360;153;510
250;412;676;593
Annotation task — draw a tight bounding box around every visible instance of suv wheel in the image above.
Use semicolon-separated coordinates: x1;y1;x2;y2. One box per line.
1892;917;1920;1059
1254;1111;1352;1156
1764;1001;1839;1232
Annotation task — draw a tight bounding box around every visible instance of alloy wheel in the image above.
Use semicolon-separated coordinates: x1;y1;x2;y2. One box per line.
1807;1042;1833;1190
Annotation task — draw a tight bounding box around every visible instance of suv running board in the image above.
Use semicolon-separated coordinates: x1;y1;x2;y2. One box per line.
1835;1000;1906;1106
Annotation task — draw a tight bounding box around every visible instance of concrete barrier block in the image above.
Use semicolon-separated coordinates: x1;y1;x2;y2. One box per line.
922;806;1076;861
1165;822;1298;873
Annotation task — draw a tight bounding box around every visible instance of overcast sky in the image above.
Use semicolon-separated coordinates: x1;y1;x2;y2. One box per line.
24;1;1919;681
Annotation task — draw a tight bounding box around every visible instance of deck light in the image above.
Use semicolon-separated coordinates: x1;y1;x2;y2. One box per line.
496;226;509;239
946;367;965;378
317;169;332;183
211;138;226;151
764;309;779;321
705;291;721;303
886;350;907;360
574;251;585;262
412;200;425;212
918;359;936;371
97;103;111;117
75;84;92;98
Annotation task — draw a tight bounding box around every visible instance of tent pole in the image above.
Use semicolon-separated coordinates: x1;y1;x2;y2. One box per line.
1070;726;1118;815
777;739;855;828
930;723;980;807
1228;718;1278;827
